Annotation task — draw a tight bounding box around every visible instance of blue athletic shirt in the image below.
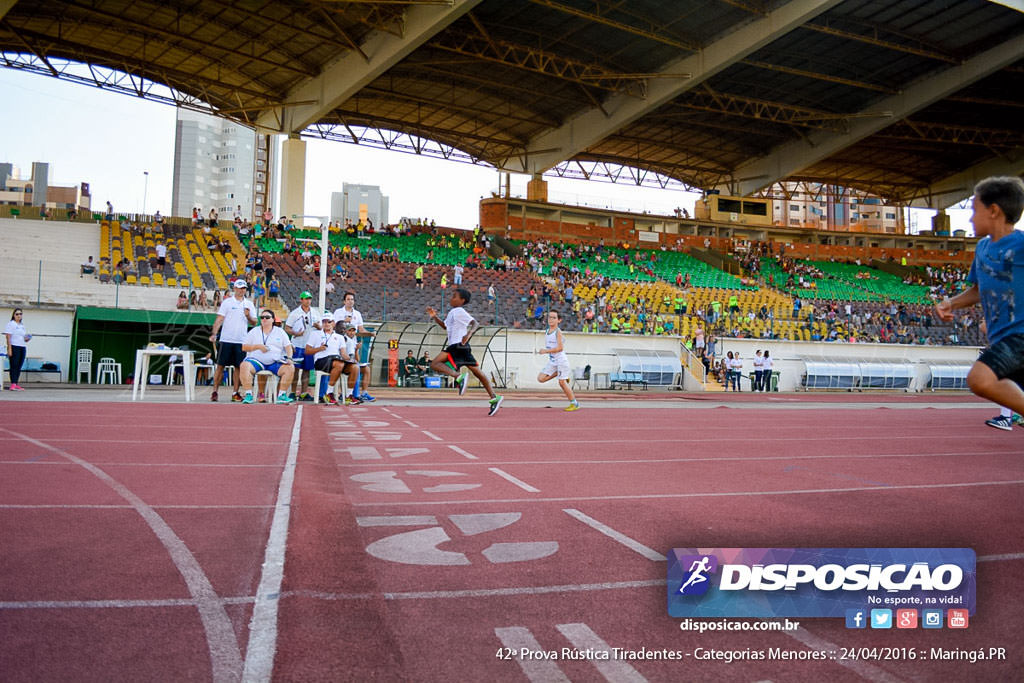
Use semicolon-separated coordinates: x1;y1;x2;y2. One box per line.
967;229;1024;344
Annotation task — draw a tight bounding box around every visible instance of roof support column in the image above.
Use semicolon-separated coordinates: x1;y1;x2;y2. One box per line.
280;136;306;225
526;174;548;202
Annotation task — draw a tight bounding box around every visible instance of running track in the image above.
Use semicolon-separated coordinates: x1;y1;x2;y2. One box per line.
1;395;1022;682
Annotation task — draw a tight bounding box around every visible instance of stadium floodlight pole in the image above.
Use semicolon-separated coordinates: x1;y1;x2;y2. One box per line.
142;171;149;216
293;215;330;312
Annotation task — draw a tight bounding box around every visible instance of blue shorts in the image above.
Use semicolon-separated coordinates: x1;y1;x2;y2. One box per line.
245;359;284;375
292;348;315;371
978;333;1024;387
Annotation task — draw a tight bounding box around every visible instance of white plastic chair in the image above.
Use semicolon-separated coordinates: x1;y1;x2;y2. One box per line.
255;370;280;403
77;348;93;384
313;371;349;404
96;357;122;384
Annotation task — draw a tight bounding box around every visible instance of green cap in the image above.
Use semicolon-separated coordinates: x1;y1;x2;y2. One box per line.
299;291;313;299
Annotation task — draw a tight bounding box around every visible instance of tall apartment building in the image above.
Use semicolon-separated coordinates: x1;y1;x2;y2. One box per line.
330;183;389;226
0;161;91;211
171;109;263;219
770;182;902;233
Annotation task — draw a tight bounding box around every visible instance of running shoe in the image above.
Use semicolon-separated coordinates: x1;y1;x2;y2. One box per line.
345;395;363;406
1014;413;1024;425
276;392;295;404
300;393;314;402
488;395;504;416
257;393;267;403
210;390;219;402
985;415;1013;431
359;392;376;402
323;394;337;405
287;392;297;402
231;392;243;403
242;393;255;405
9;384;24;391
564;401;580;412
457;371;469;396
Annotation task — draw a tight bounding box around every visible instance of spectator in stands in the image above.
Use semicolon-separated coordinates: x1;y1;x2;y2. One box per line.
285;291;321;401
188;291;198;309
153;210;163;227
417;351;432;376
80;256;96;277
155;242;167;273
400;350;421;386
4;308;31;391
454;263;464;285
176;291;188;310
209;279;258;402
198;290;209;309
208;209;219;228
212;290;223;310
105;201;114;220
415;264;425;290
68;207;78;220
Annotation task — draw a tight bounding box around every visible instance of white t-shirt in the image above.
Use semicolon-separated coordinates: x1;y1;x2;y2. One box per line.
285;305;321;348
762;355;773;371
216;296;257;343
444;306;474;347
753;355;764;370
310;331;344;362
544;328;568;363
156;244;167;258
333;306;364;331
730;357;743;372
243;326;292;365
343;334;358;361
4;320;28;347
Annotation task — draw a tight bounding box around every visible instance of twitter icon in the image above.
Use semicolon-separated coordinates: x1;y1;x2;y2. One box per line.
870;609;892;629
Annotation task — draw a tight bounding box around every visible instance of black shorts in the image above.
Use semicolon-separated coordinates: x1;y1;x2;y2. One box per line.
157;256;166;266
216;341;245;368
314;355;346;373
444;343;477;368
978;333;1024;387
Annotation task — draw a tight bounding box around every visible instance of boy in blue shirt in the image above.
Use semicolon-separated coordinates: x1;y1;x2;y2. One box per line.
936;176;1024;414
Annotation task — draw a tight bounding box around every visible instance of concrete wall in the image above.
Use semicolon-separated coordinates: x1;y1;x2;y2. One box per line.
493;328;980;393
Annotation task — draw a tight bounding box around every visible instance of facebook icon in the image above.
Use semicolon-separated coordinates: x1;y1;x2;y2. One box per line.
845;609;867;629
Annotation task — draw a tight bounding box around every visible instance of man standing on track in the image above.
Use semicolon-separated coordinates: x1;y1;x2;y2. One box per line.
333;291;375;402
209;279;257;402
285;291;321;401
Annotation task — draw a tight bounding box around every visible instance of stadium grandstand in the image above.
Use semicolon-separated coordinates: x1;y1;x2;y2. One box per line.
2;1;1024;682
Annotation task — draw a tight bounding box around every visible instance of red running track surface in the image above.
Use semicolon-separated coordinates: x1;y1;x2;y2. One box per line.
1;399;1022;682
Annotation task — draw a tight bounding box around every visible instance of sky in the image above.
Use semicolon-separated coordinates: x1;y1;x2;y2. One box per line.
0;67;972;233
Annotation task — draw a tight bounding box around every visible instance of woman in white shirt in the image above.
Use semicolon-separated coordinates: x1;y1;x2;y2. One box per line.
4;308;31;391
239;310;295;404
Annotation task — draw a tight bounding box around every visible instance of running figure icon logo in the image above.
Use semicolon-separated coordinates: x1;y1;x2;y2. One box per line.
677;554;718;596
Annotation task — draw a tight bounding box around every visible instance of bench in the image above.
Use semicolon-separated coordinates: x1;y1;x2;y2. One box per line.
610;371;648;390
3;357;62;383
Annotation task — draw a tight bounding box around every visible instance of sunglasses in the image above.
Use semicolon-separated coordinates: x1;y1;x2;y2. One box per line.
260;315;274;320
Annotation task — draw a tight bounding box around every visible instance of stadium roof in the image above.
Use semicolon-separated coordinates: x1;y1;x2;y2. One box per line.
2;0;1022;207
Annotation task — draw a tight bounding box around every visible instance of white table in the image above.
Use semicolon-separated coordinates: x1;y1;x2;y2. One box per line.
132;348;196;401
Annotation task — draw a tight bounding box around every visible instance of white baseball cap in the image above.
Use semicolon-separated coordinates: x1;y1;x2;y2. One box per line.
233;279;247;288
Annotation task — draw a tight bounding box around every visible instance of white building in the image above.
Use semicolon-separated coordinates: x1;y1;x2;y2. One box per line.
330;183;389;227
769;182;902;233
171;109;257;220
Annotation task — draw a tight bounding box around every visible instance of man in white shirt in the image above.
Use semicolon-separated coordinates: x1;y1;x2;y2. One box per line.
454;263;464;285
333;291;375;402
284;291;320;400
209;279;258;402
305;315;359;405
155;242;167;273
239;309;295;404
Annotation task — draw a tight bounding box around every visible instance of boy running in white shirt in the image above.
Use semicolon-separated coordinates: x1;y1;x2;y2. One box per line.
427;288;503;416
537;310;579;411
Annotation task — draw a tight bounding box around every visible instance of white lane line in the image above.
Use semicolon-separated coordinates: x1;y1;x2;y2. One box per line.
495;627;570;683
784;626;903;683
318;434;1005;446
1;427;243;682
563;509;664;561
0;596;256;609
287;579;663;602
0;439;289;446
0;504;274;510
421;430;443;441
489;467;540;493
403;420;421;428
448;445;479;460
978;552;1024;562
557;623;647;683
241;406;303;683
356;515;438;527
0;462;293;468
352;479;1024;507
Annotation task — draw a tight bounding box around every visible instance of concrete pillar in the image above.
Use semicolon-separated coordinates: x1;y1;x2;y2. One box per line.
526;173;548;202
280;136;306;224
